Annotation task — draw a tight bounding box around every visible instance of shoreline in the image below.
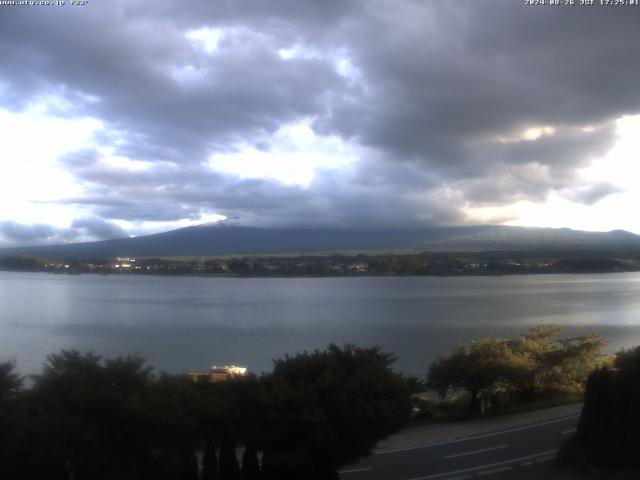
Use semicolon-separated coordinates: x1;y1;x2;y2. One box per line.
1;268;638;278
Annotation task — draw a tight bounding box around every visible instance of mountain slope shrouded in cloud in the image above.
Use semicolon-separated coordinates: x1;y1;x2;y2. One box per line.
2;224;640;259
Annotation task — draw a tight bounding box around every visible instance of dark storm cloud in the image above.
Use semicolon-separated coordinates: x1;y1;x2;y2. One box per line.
563;182;625;205
0;218;126;246
1;0;639;230
0;3;347;162
54;154;452;229
0;222;65;244
322;2;640;174
70;217;128;240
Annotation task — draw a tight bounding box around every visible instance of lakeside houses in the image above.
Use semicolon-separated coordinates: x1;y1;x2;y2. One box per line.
187;365;249;383
3;253;640;276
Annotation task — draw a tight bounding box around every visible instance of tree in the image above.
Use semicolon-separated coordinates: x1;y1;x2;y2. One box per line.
193;374;267;480
508;325;564;397
0;361;22;405
177;450;199;480
510;326;607;397
613;345;640;373
403;375;427;395
572;346;640;468
428;327;609;415
428;338;528;415
148;373;201;480
0;362;24;478
27;351;157;480
202;435;219;480
219;435;241;480
260;344;411;478
241;444;261;480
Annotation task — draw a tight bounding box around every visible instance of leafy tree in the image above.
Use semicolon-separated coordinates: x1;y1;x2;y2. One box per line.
613;345;640;373
428;338;527;414
0;362;24;477
428;326;609;415
193;374;267;479
0;361;22;404
556;332;608;390
507;325;565;397
148;373;201;479
260;344;411;478
211;375;267;447
27;351;157;480
510;326;607;397
572;347;640;468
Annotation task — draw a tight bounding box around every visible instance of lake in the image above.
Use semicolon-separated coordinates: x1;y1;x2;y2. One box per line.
2;271;640;376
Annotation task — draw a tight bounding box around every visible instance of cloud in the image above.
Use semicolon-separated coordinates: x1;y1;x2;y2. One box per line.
562;182;625;205
0;221;66;244
70;217;128;240
0;218;127;247
1;1;639;237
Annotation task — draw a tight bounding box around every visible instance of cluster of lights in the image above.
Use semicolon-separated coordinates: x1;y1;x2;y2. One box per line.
211;365;248;375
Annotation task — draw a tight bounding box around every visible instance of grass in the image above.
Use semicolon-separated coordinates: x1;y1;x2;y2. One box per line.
409;391;583;426
489;392;583;416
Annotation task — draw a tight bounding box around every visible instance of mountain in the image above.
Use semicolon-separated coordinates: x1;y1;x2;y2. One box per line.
2;224;640;259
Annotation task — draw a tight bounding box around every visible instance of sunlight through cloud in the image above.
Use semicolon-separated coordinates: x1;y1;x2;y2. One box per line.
208;120;359;186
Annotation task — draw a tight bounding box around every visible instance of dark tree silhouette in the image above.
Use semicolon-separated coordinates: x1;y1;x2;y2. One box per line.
260;344;411;478
1;345;410;480
0;361;22;404
178;449;199;480
202;435;219;480
0;362;25;479
27;351;157;480
241;443;261;480
219;435;241;480
572;346;640;467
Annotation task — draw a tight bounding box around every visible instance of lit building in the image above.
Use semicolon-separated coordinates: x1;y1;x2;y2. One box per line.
187;365;248;383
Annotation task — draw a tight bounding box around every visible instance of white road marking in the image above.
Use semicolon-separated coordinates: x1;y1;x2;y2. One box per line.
444;444;508;459
561;428;576;435
521;461;533;466
405;449;558;480
339;467;373;474
477;466;514;476
376;415;579;455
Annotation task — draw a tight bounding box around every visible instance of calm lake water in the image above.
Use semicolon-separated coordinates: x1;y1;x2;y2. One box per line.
2;271;640;376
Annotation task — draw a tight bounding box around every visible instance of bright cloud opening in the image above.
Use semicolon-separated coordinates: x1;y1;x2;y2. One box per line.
208;120;359;186
494;125;556;144
0;105;103;227
116;213;227;238
186;27;223;54
466;114;640;233
99;152;153;172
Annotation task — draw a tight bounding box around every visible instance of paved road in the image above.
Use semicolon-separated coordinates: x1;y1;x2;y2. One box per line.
339;410;580;480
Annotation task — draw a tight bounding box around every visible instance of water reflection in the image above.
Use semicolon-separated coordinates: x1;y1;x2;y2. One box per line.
2;272;640;375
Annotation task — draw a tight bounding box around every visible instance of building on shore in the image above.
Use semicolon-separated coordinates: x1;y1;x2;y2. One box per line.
187;365;248;383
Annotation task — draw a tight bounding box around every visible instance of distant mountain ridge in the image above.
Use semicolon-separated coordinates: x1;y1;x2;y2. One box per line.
2;224;640;259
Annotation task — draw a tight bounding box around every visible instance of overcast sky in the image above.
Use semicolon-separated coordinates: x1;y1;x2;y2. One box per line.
1;0;640;246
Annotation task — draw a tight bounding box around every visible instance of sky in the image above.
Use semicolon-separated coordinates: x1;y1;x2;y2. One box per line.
1;0;640;246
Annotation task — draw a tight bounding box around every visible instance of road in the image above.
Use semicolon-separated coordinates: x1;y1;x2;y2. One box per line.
339;410;580;480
